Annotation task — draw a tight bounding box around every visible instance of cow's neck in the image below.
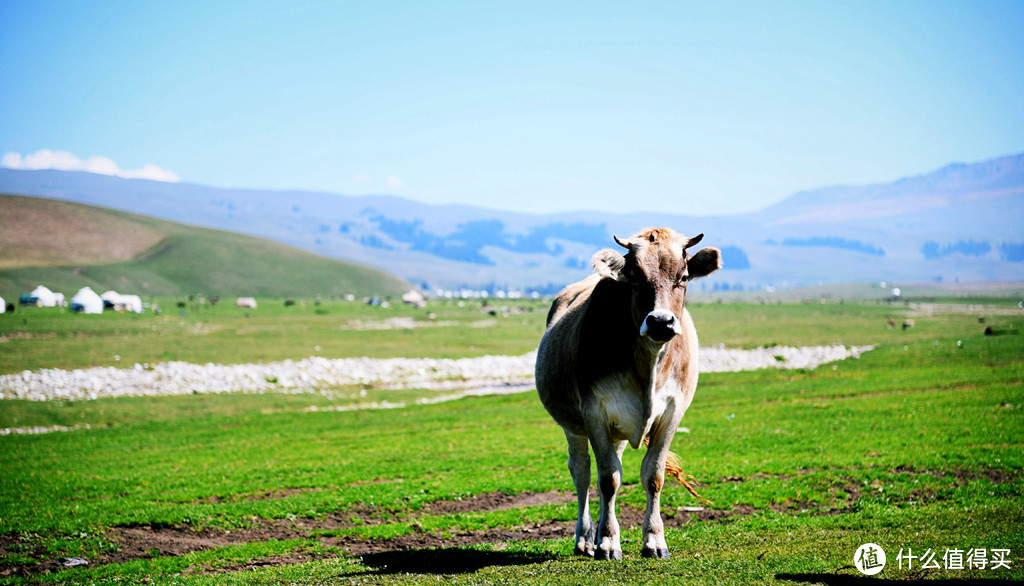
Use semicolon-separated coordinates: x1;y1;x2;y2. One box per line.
632;335;674;386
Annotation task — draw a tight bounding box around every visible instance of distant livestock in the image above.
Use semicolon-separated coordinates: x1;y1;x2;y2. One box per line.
536;227;722;560
237;297;258;309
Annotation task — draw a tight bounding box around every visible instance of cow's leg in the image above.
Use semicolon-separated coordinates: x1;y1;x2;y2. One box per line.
640;408;685;559
589;429;627;560
565;431;595;556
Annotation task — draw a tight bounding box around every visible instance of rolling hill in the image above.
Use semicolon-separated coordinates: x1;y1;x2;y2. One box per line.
1;152;1022;292
0;194;410;300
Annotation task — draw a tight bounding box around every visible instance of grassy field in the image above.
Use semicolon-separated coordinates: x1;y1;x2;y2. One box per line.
0;194;409;299
0;295;1022;584
0;297;545;375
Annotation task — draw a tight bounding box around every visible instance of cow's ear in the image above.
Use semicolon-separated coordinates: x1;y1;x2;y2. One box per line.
592;248;627;281
688;247;722;278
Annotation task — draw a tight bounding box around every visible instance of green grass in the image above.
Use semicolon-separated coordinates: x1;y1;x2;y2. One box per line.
0;194;409;299
0;298;547;374
0;297;1022;584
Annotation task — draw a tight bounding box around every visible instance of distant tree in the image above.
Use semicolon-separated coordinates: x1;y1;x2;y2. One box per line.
779;237;884;256
719;246;751;269
1001;242;1024;262
922;239;991;259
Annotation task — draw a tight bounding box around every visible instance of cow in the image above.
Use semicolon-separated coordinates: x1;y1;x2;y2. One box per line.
535;227;721;560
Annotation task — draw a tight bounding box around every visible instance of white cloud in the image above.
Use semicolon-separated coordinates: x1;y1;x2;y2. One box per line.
0;149;180;183
386;175;403;191
0;152;23;168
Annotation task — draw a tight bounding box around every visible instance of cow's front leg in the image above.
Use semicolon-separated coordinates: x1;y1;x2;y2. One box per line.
589;434;627;560
565;431;595;556
640;412;684;559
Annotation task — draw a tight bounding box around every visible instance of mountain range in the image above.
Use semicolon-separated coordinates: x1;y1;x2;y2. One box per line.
2;153;1022;293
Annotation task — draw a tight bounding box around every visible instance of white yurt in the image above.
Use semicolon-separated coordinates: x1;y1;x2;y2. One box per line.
401;289;427;308
30;285;58;307
71;287;104;314
121;294;143;313
101;290;144;313
0;295;5;313
100;290;123;308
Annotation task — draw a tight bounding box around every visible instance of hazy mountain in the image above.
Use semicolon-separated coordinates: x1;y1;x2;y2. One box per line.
2;152;1021;293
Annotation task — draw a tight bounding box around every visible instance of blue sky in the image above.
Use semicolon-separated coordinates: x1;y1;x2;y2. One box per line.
1;1;1022;216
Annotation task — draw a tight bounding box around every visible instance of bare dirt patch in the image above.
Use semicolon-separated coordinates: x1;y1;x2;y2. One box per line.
193;487;326;504
424;490;570;515
106;525;256;563
889;464;1018;484
336;520;573;558
183;551;335;575
343;317;458;331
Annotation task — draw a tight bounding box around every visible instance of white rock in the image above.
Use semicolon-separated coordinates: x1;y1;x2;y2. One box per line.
0;345;873;402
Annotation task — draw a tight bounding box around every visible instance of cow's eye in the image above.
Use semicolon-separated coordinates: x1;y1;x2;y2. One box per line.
674;273;688;288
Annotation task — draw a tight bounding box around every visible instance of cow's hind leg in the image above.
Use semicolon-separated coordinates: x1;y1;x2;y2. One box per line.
565;431;595;556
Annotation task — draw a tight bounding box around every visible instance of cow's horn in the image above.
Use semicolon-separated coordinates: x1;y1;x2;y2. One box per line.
685;233;704;249
613;235;631;250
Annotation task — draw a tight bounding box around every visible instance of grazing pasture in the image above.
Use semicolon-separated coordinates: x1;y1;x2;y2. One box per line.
0;295;1022;584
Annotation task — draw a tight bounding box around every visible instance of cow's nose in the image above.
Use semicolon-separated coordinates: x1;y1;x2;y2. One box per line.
640;310;681;342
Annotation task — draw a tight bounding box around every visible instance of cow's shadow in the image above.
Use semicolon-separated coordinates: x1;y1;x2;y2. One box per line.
354;547;558;575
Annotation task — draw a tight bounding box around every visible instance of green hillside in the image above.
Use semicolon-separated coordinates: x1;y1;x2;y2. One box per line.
0;194;409;299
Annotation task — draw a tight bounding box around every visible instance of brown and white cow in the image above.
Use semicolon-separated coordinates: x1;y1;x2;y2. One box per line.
535;227;721;560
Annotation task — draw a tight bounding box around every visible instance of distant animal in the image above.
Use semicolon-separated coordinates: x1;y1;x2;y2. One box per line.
903;319;915;330
535;227;722;560
237;297;258;309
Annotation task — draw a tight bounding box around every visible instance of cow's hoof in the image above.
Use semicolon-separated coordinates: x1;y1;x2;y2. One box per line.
573;545;595;557
641;547;670;559
594;548;623;561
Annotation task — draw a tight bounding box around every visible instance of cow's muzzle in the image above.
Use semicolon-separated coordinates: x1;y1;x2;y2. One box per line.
640;310;682;343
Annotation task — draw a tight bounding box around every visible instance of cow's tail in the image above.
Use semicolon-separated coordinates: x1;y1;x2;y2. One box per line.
644;437;711;504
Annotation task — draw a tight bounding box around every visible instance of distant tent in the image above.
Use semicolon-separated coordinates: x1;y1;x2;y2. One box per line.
29;285;58;307
121;294;143;313
237;297;258;309
100;290;143;313
101;290;122;309
71;287;104;314
0;296;5;314
401;289;427;308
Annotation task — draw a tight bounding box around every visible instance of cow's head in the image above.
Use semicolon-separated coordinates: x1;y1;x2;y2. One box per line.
592;227;721;344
